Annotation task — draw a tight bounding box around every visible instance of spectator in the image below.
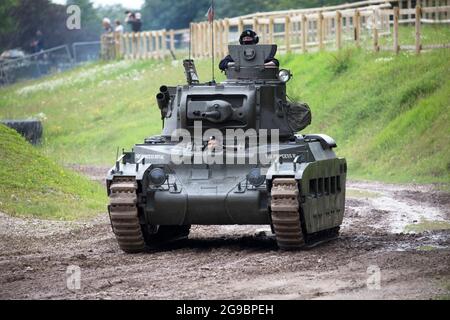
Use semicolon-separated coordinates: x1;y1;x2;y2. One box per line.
102;18;113;33
115;20;124;33
31;30;44;53
125;11;142;33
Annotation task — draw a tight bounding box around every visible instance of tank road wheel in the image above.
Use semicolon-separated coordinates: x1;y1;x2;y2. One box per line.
108;177;145;253
270;178;305;250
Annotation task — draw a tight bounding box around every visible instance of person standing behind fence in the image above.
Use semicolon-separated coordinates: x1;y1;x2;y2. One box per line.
115;20;124;33
31;30;44;54
102;18;114;59
102;18;113;33
125;11;142;33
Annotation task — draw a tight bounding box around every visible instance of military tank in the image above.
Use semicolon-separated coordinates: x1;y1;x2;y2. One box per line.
106;44;347;253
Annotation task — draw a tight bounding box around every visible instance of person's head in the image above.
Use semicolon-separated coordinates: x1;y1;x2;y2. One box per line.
239;29;259;45
36;30;42;36
102;18;111;28
115;20;121;26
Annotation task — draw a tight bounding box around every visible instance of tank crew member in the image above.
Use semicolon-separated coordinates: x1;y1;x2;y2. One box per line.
219;29;279;71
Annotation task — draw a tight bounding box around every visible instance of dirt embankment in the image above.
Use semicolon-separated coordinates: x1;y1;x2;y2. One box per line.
0;166;449;300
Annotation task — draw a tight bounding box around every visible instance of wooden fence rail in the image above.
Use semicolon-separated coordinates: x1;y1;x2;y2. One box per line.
101;0;450;60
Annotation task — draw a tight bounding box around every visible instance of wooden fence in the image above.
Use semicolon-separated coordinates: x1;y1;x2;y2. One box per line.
101;0;450;60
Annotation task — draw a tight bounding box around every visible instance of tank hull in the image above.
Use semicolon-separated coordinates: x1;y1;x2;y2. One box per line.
106;135;346;234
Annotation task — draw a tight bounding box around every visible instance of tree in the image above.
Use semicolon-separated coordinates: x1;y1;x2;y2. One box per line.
96;4;129;28
0;0;103;53
0;0;19;39
141;0;209;31
66;0;102;40
140;0;360;30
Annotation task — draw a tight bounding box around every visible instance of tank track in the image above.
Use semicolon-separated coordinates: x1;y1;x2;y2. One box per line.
270;178;305;250
108;177;145;253
270;178;339;250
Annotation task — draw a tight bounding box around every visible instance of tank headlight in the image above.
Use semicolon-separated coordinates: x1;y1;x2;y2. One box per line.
278;69;292;83
247;168;266;187
149;168;167;186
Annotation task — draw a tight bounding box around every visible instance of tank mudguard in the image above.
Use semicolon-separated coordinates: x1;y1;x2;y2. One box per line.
296;158;347;234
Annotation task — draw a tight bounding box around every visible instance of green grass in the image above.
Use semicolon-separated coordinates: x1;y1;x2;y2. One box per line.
434;279;450;300
282;45;450;184
0;124;106;220
0;26;449;186
404;219;450;233
346;188;381;198
378;25;450;47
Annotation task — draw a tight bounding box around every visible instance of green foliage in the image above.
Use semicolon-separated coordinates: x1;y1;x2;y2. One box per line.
96;4;129;27
0;0;102;52
404;220;450;233
0;0;19;41
141;0;360;30
0;124;106;220
281;43;450;183
66;0;102;37
328;48;353;76
142;0;209;30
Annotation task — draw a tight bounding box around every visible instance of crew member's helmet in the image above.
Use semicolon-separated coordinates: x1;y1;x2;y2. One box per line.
239;29;259;45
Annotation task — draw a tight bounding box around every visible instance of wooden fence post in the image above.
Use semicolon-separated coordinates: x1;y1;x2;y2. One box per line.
164;29;168;58
318;12;324;50
336;11;342;50
393;7;400;54
204;22;208;58
154;31;160;59
301;14;307;53
194;24;198;58
218;21;221;58
195;23;200;58
170;29;175;53
212;21;217;59
114;32;121;59
146;32;152;59
372;10;379;52
139;32;144;59
238;17;244;36
269;17;274;44
408;0;412;20
206;22;210;58
253;17;259;35
123;33;128;59
200;23;205;58
142;32;147;59
285;16;291;53
354;9;360;47
224;19;230;56
415;5;422;54
131;33;135;59
138;32;143;59
149;32;154;59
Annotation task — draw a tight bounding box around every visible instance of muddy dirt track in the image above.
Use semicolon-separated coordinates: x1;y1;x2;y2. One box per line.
0;166;449;300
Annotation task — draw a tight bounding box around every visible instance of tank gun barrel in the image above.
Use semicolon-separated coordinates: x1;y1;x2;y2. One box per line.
156;85;170;119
